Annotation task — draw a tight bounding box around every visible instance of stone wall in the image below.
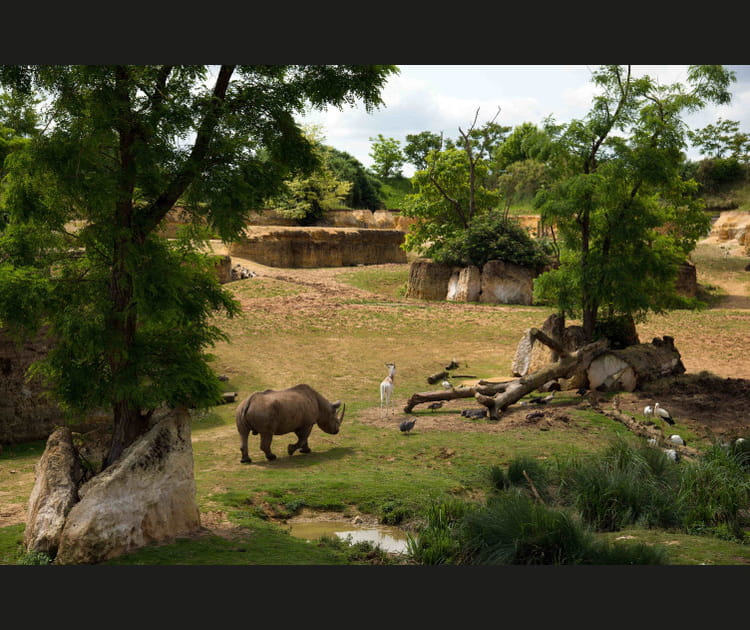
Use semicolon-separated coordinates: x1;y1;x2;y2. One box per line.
0;329;62;444
228;226;407;268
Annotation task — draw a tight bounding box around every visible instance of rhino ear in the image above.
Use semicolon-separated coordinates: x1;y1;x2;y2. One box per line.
331;401;341;410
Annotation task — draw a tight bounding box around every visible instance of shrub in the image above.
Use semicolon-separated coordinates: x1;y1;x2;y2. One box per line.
430;210;551;270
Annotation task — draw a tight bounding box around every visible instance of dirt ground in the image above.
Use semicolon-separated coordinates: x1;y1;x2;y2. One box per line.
225;241;750;445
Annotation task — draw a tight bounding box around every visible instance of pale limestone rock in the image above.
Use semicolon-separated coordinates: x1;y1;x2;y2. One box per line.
479;260;535;305
54;407;201;565
511;331;533;377
587;353;638;392
446;266;481;302
24;426;84;557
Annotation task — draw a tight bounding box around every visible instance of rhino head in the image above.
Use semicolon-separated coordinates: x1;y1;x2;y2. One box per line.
323;400;346;434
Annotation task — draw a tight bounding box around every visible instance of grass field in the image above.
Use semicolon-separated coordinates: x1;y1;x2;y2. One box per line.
1;234;749;566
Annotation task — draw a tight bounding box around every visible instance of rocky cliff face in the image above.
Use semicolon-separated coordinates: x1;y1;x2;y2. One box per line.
229;226;407;268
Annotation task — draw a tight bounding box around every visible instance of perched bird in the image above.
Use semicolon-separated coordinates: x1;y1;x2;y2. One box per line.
445;359;460;371
654;402;675;426
668;434;686;446
399;418;417;434
427;401;444;412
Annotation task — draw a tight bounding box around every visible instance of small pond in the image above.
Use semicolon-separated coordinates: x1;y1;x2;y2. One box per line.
287;520;411;555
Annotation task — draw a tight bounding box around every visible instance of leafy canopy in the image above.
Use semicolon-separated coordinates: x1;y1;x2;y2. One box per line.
0;65;397;463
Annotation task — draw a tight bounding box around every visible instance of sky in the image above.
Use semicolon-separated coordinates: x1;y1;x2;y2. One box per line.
298;65;750;178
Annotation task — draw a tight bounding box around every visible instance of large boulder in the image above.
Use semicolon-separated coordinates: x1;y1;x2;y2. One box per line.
24;426;85;557
479;260;536;305
446;266;481;302
51;407;202;565
405;259;455;300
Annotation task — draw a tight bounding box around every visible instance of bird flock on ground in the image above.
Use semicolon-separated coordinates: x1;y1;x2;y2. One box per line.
378;361;718;462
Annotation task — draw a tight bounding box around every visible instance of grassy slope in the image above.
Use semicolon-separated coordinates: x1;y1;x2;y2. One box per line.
2;183;749;566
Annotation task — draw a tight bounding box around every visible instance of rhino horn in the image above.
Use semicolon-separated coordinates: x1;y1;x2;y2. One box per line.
332;401;346;427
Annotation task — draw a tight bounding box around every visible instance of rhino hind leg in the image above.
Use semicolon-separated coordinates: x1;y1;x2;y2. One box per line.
239;431;252;464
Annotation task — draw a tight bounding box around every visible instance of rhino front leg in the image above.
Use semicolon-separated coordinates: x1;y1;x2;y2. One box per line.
288;426;313;456
259;433;277;461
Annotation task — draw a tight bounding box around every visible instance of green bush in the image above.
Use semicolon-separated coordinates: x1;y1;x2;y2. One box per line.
429;210;552;270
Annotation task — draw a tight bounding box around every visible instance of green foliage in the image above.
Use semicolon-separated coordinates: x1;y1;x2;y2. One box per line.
688;118;750;163
693;157;747;194
266;126;353;224
533;65;732;336
325;146;384;210
378;175;412;209
0;65;396;462
404;130;442;171
429;210;551;269
369;133;404;178
402;148;501;254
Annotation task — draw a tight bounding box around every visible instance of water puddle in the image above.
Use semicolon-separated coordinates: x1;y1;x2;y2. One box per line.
287;520;410;555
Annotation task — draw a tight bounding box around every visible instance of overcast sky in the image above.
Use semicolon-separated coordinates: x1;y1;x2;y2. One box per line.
298;65;750;177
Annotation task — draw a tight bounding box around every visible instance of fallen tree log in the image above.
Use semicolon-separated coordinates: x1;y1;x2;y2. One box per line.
403;380;513;413
475;337;609;420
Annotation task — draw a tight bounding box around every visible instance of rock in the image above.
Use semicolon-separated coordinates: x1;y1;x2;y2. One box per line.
24;426;85;557
446;265;481;302
213;254;232;284
675;260;697;298
53;407;201;565
405;259;455;300
479;260;536;305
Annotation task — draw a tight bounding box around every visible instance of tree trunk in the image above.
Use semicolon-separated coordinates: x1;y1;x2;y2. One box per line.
403;380;513;413
475;337;609;420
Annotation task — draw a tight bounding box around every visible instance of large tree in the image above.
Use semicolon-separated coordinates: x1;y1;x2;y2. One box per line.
0;64;397;467
533;65;735;342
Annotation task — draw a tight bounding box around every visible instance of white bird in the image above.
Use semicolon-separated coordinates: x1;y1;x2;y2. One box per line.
441;380;452;390
668;434;686;446
643;404;654;418
663;448;679;462
654;402;675;426
647;437;658;447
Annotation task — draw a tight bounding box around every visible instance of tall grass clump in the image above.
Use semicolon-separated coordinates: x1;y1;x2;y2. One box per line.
456;491;665;565
676;443;750;539
557;437;682;532
406;499;472;565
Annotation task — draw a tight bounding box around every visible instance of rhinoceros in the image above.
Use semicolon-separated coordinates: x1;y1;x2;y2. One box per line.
235;383;345;464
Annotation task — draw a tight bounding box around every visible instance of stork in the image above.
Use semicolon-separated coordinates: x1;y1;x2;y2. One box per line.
668;434;686;446
654;402;675;426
